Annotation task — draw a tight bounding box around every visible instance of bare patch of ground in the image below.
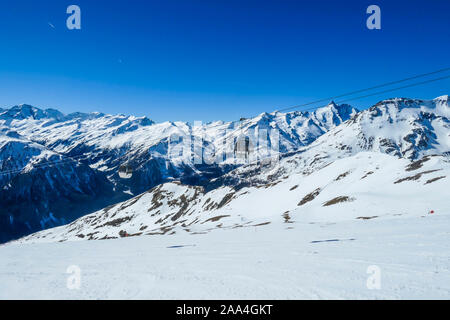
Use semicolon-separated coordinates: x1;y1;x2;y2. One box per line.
97;216;132;228
361;171;374;179
335;171;351;181
424;176;446;185
298;188;321;206
204;192;235;211
405;156;431;171
98;235;118;240
202;215;231;224
283;212;293;224
323;196;355;207
252;222;271;227
394;170;441;184
146;226;174;235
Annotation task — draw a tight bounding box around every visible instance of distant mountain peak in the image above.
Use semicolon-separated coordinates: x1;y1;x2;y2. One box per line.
327;100;337;107
434;94;449;102
0;104;66;121
0;105;157;126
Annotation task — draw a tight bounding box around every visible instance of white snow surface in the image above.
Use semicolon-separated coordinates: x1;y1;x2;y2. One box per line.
1;211;449;299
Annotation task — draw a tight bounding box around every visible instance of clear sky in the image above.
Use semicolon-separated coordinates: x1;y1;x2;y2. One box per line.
0;0;448;122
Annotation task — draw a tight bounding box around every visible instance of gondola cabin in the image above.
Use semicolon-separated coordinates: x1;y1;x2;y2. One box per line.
234;135;253;159
118;164;133;179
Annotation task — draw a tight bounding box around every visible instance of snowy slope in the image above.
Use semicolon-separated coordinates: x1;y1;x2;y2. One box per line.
18;151;449;243
1;208;449;299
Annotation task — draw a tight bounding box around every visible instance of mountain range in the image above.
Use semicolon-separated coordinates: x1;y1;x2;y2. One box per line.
0;101;359;242
2;95;448;244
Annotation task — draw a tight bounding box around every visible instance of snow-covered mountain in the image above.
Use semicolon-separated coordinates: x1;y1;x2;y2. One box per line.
0;102;357;243
17;96;449;244
0;128;121;243
331;96;449;159
210;95;450;189
17;151;450;243
1;102;357;186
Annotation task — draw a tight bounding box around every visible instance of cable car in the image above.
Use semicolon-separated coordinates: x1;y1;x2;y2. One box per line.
118;164;133;179
234;135;253;160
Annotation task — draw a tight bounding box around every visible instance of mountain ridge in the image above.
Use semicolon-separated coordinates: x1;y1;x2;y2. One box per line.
0;100;359;243
12;95;450;244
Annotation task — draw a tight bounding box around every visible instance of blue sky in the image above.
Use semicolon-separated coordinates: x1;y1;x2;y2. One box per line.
0;0;448;122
